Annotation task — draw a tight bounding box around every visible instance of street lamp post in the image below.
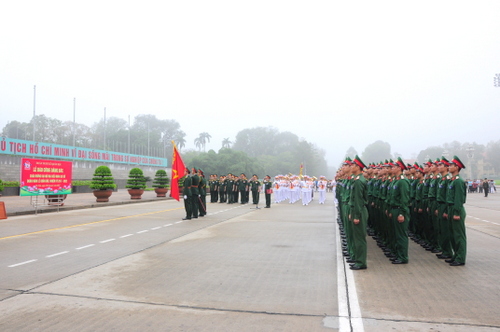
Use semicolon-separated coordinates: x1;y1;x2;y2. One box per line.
73;98;76;147
32;85;36;141
466;145;474;180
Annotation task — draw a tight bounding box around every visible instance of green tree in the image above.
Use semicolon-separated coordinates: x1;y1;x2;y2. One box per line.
194;132;212;152
361;140;392;164
222;138;232;149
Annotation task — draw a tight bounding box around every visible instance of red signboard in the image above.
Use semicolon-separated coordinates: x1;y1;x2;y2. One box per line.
20;158;73;196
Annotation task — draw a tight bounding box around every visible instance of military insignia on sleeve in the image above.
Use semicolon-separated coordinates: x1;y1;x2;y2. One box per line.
355;176;360;180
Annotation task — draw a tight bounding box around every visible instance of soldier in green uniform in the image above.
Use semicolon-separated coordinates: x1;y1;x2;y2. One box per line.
210;174;219;203
445;156;467;266
219;175;227;203
249;174;261;205
263;175;272;208
182;168;193;220
348;155;368;270
190;167;200;218
427;159;441;254
390;157;411;264
198;169;207;217
226;174;235;204
413;164;425;243
435;157;453;260
420;160;433;250
239;173;249;204
341;158;355;262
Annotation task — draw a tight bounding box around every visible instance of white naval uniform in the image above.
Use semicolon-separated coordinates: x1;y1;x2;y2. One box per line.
317;180;327;204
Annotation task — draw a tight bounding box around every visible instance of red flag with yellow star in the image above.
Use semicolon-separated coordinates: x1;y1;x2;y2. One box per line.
171;142;186;201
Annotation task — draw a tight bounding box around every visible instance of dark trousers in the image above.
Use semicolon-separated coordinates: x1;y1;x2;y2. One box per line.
252;190;259;204
265;193;271;207
184;196;193;219
198;195;206;216
192;196;199;218
219;190;226;203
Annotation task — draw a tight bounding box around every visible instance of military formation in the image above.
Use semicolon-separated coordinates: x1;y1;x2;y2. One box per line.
336;155;468;270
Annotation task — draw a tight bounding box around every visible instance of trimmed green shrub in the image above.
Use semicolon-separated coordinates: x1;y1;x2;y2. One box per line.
126;168;146;189
152;170;170;189
3;181;20;187
90;166;116;190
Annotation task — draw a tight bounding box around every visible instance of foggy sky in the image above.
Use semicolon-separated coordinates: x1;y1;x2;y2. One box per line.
1;1;499;166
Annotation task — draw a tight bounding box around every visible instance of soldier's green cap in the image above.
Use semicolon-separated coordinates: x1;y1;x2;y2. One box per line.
396;157;407;170
451;156;466;169
439;156;450;166
353;155;367;169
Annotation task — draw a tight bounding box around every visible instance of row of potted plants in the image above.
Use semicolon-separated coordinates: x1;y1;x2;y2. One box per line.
90;166;170;202
0;167;170;202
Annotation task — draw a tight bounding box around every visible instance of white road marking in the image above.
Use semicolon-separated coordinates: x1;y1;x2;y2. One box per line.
469;215;500;226
335;214;365;332
76;244;95;250
9;259;37;268
164;224;173;227
175;221;183;224
151;227;161;230
100;238;116;243
46;251;69;258
137;230;148;234
120;234;134;238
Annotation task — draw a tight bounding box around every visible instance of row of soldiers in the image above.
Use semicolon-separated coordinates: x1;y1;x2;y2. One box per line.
336;155;467;270
208;173;262;205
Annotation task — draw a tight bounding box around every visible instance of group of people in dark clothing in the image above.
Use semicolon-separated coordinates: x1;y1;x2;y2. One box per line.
336;154;468;270
182;171;274;219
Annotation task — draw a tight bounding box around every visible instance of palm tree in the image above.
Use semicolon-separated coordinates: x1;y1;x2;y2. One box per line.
222;137;232;149
175;135;186;150
195;132;211;152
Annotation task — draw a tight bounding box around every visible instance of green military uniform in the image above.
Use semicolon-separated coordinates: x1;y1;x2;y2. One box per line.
263;177;272;208
349;172;368;269
446;156;467;265
250;178;261;205
436;158;453;259
191;171;200;218
226;176;235;204
210;176;219;203
238;177;249;204
219;177;227;203
182;174;193;220
390;158;411;264
198;173;207;216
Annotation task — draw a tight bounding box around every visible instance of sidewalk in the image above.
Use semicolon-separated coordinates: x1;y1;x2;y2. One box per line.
0;190;171;217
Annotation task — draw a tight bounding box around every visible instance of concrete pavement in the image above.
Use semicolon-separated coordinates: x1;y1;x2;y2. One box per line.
0;192;499;331
0;189;170;217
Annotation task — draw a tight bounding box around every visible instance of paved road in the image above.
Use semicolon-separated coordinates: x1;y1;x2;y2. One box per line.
0;192;499;331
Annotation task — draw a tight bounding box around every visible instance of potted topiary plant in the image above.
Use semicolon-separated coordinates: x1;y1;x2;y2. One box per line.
126;167;146;199
89;165;116;202
152;170;170;197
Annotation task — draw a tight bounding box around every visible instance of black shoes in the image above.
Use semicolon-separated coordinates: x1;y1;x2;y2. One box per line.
436;254;451;259
449;261;465;266
182;217;191;220
392;260;408;264
445;259;454;263
350;265;367;270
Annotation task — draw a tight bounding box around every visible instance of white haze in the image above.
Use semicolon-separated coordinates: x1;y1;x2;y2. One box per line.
1;1;499;166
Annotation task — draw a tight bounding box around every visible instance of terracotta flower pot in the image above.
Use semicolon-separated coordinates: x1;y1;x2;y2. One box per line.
93;189;113;202
154;188;169;197
45;194;67;206
128;188;144;199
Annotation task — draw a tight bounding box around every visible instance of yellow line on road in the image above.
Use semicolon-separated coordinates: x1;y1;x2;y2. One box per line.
0;207;183;241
